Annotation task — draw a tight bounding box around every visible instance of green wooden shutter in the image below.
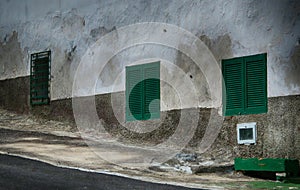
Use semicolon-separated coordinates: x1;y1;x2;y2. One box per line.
222;53;267;116
143;62;160;120
30;51;51;105
126;66;143;121
244;53;267;114
222;58;245;116
126;62;160;121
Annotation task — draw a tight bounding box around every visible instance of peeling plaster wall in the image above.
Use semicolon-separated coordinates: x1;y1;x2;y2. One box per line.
0;0;300;106
1;0;299;162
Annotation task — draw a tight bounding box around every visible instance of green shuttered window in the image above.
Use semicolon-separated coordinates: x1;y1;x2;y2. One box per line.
126;62;160;121
222;53;267;116
30;51;51;105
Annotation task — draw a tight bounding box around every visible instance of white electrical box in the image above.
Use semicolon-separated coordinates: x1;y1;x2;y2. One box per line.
237;122;257;145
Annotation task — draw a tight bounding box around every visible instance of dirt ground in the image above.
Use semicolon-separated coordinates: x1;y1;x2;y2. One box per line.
0;108;297;190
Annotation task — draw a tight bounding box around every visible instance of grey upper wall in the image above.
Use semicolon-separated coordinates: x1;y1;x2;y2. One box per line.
0;0;300;107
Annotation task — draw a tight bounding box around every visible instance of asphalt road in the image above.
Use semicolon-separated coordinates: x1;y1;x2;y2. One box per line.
0;154;204;190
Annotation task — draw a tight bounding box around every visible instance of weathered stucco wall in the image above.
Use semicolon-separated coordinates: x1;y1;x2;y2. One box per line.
0;0;299;107
0;0;299;163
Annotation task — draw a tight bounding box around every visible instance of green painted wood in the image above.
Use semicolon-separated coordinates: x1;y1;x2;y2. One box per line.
126;62;160;121
143;62;160;120
126;66;143;121
30;83;49;87
31;100;50;105
244;53;267;114
31;70;50;74
30;51;51;106
30;77;50;81
31;95;49;99
222;53;267;116
222;57;244;116
32;63;50;68
235;158;299;177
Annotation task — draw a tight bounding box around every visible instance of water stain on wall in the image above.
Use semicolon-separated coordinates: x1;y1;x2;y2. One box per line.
199;34;233;62
61;9;85;40
285;44;300;91
90;26;116;39
0;31;25;80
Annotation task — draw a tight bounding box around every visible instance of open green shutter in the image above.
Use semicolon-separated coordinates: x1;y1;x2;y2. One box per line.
126;66;143;121
143;62;160;120
244;54;267;114
222;58;245;116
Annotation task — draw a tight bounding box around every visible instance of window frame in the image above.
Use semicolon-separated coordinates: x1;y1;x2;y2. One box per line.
237;122;257;145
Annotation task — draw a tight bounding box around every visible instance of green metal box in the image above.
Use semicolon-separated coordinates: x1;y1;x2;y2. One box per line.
234;158;299;177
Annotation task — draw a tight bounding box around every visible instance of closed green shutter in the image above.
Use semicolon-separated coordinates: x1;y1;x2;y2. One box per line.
126;62;160;121
244;54;267;114
143;62;160;120
222;53;267;116
30;51;51;105
222;58;245;116
126;66;143;121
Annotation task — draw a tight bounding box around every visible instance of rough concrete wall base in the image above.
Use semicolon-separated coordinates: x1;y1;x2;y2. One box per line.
194;111;267;164
76;92;300;161
264;96;300;159
198;96;300;162
30;98;74;124
0;77;299;161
